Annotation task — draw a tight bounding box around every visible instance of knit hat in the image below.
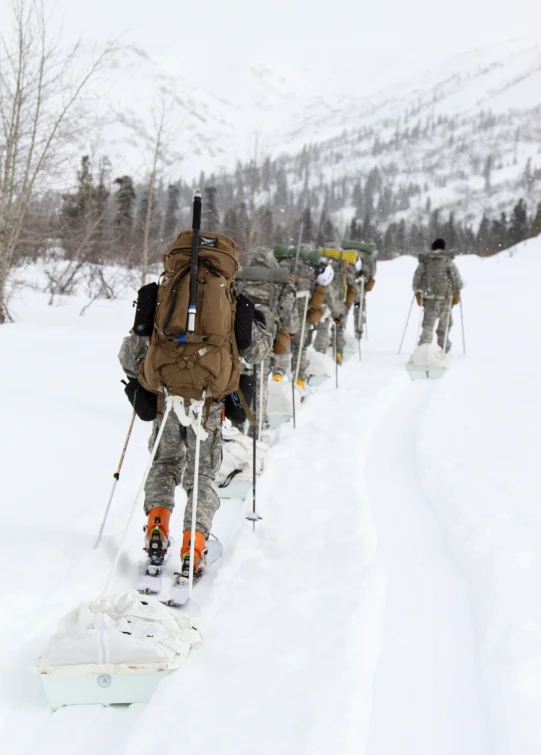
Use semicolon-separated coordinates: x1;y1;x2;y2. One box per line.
431;238;446;251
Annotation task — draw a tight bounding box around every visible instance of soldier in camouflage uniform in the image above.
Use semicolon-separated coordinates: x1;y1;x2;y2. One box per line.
272;248;329;389
118;299;272;574
235;246;298;424
353;248;377;339
413;238;464;352
314;249;357;362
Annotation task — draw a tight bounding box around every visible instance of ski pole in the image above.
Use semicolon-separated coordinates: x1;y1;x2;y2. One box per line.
357;277;365;361
94;410;136;549
187;191;202;333
333;323;339;389
443;296;453;354
460;298;466;354
292;291;310;429
258;360;265;441
247;364;261;530
188;395;205;599
398;294;415;354
102;399;174;596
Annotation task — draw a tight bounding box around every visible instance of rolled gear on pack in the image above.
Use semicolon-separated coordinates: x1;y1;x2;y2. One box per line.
139;230;240;402
273;243;321;266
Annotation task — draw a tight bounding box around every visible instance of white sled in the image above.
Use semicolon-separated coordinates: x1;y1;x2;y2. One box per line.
266;377;293;428
34;661;178;710
215;426;267;499
307;349;334;387
33;591;201;709
406;344;449;381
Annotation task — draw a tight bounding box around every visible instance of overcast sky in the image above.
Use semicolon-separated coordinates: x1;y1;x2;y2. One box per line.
2;0;539;95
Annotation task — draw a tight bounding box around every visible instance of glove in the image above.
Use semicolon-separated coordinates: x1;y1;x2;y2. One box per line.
345;286;357;308
306;307;324;325
333;316;342;325
452;289;460;306
365;277;375;292
123;378;157;422
316;264;334;287
273;328;290;355
415;292;423;306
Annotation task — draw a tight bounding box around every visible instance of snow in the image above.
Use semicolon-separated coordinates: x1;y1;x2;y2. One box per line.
1;238;541;753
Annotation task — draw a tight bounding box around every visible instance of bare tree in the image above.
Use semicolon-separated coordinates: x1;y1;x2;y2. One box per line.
117;85;182;286
0;0;119;323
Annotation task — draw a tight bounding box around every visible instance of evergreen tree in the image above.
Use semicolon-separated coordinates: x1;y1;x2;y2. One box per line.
203;186;219;232
532;203;541;237
476;214;490;256
163;183;180;240
114;176;136;240
396;219;407;255
509;198;529;247
257;205;273;247
300;207;313;243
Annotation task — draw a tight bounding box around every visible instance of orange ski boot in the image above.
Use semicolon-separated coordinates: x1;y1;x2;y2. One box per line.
145;507;171;567
180;530;208;578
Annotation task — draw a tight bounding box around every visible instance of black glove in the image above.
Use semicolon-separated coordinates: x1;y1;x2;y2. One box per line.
224;373;255;428
123;378;157;422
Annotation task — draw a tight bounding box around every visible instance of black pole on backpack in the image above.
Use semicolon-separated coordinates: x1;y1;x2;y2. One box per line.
246;364;261;531
187;190;202;333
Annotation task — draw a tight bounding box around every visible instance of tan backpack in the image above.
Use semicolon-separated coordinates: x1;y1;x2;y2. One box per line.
139;230;240;401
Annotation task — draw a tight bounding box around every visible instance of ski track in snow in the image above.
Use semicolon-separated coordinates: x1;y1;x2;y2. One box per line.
366;383;489;755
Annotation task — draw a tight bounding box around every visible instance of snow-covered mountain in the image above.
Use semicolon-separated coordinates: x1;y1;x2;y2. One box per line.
106;38;541;231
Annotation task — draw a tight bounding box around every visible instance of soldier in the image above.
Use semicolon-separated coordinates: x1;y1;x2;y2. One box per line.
118;256;272;578
353;245;377;340
235;246;298;426
313;245;358;364
413;237;464;352
273;245;334;391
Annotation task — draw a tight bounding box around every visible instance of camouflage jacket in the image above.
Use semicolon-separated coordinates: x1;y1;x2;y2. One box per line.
413;254;464;299
235;247;299;336
324;259;357;318
358;250;377;280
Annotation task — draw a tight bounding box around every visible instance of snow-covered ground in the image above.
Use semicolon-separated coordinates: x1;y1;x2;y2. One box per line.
1;239;540;754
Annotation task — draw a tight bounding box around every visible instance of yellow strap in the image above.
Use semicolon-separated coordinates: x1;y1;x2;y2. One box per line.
318;247;358;264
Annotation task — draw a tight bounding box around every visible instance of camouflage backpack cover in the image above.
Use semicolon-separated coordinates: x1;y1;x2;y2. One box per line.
417;253;455;299
139;230;240;401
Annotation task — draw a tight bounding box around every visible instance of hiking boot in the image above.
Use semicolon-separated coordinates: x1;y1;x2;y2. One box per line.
144;507;171;566
181;530;207;577
271;373;284;382
296;378;305;391
336;352;343;365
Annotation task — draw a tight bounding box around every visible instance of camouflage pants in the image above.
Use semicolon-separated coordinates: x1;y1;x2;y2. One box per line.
335;310;349;355
144;400;223;537
353;296;366;339
314;318;344;356
420;299;453;351
273;298;311;381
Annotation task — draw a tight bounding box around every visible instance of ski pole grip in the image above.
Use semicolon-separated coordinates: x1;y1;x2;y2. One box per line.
192;191;202;230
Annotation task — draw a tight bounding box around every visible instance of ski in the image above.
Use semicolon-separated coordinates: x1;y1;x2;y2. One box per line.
161;538;223;608
136;561;164;595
